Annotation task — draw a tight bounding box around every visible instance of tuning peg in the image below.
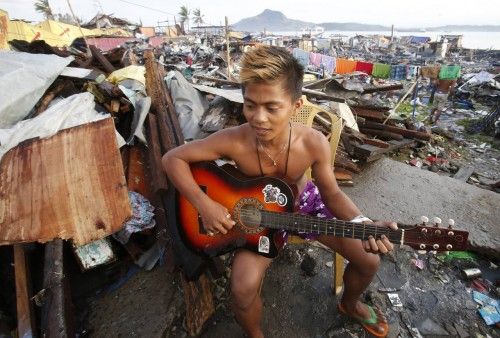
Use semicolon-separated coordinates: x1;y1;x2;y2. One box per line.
433;217;442;227
420;216;429;225
448;219;455;229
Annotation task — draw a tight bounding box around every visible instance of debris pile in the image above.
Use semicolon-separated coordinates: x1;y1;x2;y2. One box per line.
0;9;499;337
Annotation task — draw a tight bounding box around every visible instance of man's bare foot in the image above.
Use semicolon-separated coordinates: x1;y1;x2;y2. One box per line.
338;301;388;337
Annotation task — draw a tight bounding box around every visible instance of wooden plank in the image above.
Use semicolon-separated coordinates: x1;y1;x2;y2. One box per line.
89;44;116;73
350;107;386;123
41;239;73;337
301;88;346;103
354;138;416;162
332;253;345;295
156;109;177;154
14;244;35;337
145;114;169;192
127;145;150;199
144;51;183;148
334;168;353;181
157;64;185;146
181;272;215;337
0;118;132;246
35;80;75;116
359;120;431;141
363;83;404;93
362;137;390;148
453;166;475;182
334;152;361;174
359;127;404;141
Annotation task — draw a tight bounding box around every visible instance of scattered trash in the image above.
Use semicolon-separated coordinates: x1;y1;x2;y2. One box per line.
387;293;403;307
462;268;482;280
411;258;425;270
472;291;500;325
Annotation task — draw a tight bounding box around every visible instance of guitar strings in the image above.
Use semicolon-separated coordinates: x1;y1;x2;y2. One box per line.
236;210;462;246
237;210;403;241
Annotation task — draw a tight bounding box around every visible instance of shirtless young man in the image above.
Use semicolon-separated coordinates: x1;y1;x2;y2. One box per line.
163;45;398;338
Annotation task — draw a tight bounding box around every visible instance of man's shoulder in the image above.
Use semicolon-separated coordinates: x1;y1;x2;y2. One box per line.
294;123;326;143
207;123;249;145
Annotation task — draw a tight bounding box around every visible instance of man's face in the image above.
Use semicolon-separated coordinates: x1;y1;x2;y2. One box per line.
243;78;302;142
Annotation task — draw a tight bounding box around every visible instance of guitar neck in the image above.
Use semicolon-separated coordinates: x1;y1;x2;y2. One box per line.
260;210;404;243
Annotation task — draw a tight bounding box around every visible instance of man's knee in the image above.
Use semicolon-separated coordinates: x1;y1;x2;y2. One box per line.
350;253;380;276
231;277;261;310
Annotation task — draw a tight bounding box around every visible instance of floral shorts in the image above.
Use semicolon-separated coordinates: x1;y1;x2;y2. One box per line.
277;181;335;243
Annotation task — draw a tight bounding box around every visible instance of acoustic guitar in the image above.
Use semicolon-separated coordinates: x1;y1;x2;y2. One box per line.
177;162;468;258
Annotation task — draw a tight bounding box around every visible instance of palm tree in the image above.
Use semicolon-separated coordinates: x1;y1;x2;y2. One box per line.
193;8;204;27
178;5;190;33
34;0;54;20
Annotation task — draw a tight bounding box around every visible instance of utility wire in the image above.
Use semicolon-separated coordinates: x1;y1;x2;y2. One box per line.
116;0;176;16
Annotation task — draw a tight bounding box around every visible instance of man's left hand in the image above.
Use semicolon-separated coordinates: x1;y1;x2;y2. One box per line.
362;221;398;254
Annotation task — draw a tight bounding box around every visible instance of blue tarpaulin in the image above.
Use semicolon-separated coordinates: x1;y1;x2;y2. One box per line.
409;36;431;44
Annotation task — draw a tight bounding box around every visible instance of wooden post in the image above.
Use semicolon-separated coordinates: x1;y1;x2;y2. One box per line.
225;16;230;78
332;253;344;295
65;0;89;49
181;273;215;336
41;239;74;337
14;244;35;338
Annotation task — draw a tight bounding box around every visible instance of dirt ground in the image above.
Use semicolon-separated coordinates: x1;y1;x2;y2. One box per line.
81;155;500;338
81;243;499;338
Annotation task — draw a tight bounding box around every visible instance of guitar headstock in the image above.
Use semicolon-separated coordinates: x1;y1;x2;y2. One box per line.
401;216;469;251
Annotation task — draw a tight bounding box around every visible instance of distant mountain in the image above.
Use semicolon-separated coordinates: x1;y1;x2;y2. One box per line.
232;9;314;31
232;10;500;33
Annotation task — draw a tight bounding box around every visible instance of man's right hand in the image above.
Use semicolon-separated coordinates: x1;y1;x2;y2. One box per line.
197;198;236;236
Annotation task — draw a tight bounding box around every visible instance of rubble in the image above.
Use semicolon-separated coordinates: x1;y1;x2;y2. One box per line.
0;5;498;338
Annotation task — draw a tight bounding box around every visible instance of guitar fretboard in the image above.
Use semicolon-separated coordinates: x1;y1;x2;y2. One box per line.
259;210;404;243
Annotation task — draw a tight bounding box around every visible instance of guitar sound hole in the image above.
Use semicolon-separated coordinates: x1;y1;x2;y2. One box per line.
240;205;262;228
235;198;264;234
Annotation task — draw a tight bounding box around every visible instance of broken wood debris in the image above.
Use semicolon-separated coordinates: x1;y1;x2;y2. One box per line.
0;118;132;246
14;244;35;338
41;239;74;337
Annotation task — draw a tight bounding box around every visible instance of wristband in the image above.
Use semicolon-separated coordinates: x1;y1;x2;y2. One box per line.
350;215;372;223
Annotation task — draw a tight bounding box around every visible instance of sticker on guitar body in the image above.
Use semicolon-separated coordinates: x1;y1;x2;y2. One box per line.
262;184;287;206
258;236;270;253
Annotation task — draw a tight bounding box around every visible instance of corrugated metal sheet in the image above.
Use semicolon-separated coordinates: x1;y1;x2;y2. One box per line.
86;37;136;51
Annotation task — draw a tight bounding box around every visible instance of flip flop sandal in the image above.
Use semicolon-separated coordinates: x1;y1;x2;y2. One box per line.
338;303;389;338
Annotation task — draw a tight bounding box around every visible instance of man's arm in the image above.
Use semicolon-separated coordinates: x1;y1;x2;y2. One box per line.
162;127;239;234
308;129;360;220
308;130;397;253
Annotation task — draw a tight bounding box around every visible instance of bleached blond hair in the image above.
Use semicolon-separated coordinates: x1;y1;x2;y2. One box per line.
240;45;304;101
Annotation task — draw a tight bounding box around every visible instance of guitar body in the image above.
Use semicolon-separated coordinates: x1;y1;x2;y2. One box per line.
177;162;295;258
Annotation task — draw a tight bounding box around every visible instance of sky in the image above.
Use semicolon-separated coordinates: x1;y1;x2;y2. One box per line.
1;0;499;28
